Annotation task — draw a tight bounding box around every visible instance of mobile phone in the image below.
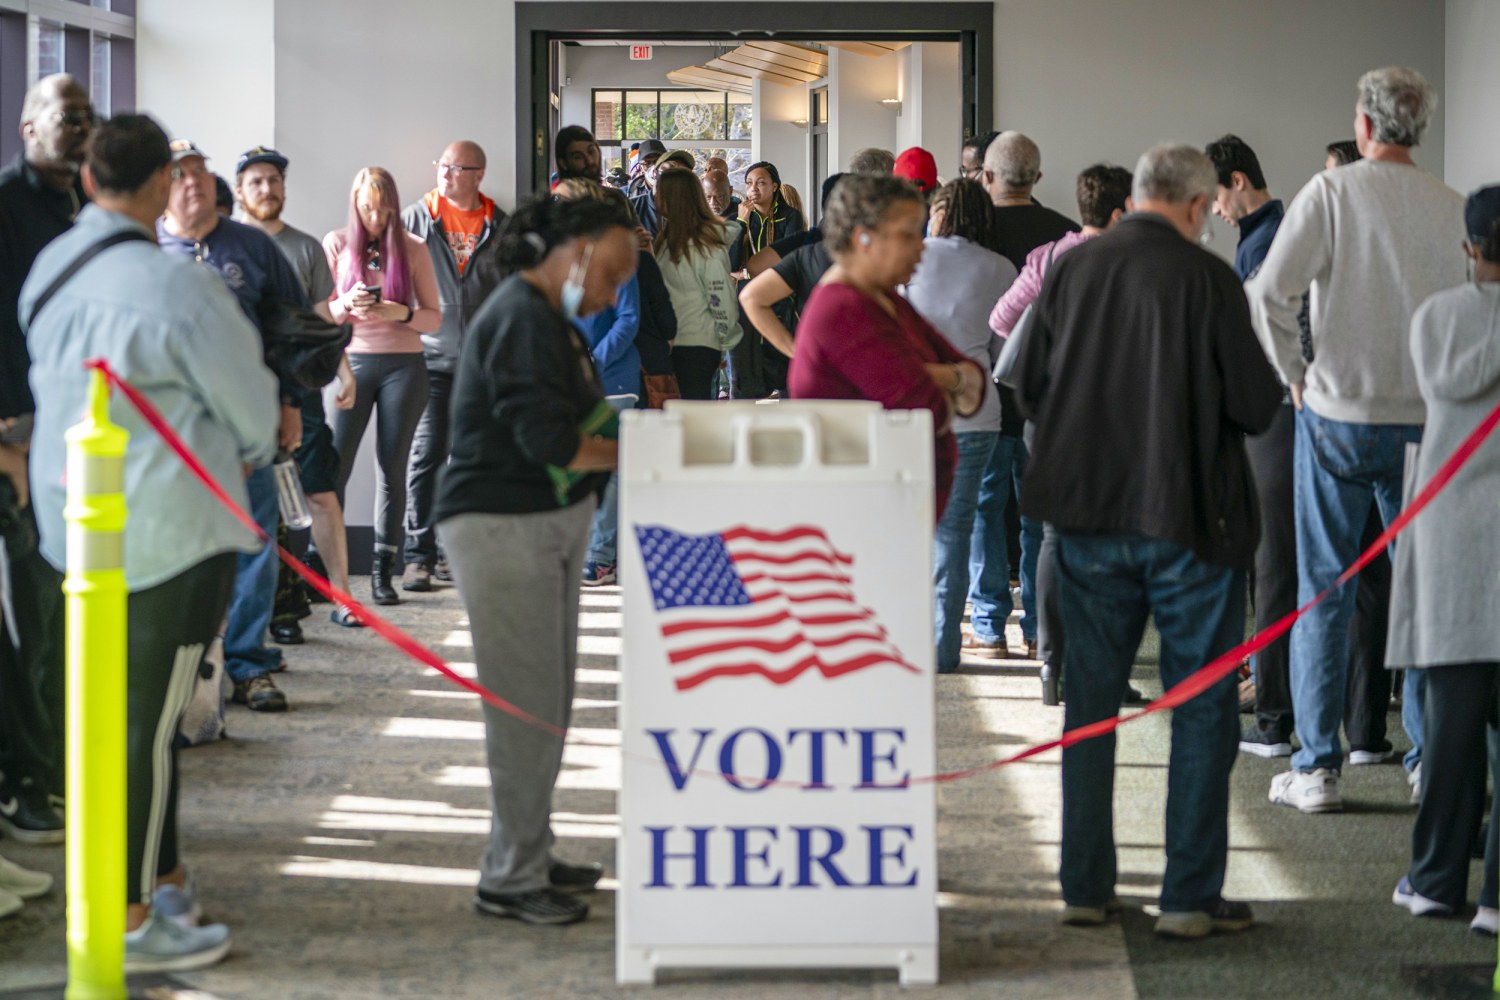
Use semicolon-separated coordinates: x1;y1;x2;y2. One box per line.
360;284;382;303
0;413;33;446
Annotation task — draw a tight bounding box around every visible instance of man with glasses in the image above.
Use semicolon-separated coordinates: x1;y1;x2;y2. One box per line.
400;142;506;592
158;139;309;713
0;73;94;844
959;131;998;182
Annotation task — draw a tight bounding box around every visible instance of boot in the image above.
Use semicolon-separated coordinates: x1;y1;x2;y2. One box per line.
371;552;399;606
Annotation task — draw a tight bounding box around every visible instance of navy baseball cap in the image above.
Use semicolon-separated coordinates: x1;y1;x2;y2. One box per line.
236;145;289;175
1464;184;1500;245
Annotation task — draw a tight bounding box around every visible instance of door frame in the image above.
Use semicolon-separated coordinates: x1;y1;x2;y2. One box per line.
514;1;994;195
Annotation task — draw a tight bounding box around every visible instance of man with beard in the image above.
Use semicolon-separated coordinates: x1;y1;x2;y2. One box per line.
235;146;362;636
0;73;94;843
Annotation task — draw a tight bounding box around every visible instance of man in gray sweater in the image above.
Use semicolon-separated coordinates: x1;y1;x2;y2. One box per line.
1246;66;1465;814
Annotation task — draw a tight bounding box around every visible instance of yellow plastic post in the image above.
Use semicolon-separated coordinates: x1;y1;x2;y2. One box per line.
63;368;129;1000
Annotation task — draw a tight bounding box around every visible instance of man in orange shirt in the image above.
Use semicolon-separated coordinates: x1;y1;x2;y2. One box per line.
400;141;508;591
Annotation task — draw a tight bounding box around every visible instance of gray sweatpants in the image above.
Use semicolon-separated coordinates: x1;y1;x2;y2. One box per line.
438;499;595;895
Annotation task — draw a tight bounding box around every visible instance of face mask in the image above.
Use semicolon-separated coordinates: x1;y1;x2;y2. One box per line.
561;241;594;321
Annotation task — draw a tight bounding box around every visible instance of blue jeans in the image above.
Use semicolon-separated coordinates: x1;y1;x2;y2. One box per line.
1290;406;1422;772
585;396;635;566
1403;668;1426;772
224;465;283;683
933;432;998;672
966;435;1024;643
1057;533;1245;913
1015;438;1039;642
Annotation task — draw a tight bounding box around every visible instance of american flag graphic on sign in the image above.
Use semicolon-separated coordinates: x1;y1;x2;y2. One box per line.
634;524;921;692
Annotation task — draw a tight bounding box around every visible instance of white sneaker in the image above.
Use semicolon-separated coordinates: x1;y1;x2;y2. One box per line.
1472;906;1498;935
1392;875;1453;916
124;911;231;973
0;887;21;920
1268;768;1342;813
1348;747;1396;765
0;853;52;899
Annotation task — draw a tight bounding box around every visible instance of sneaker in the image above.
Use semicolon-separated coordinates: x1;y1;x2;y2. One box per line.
1155;898;1254;939
1349;742;1396;765
152;874;201;930
581;563;617;587
1409;762;1423;805
1392;875;1454;917
269;620;304;645
1061;896;1122;926
0;888;21;920
231;674;288;713
474;886;588;925
960;631;1007;659
402;563;433;593
433;556;453;583
124;911;231;973
1471;906;1498;935
1239;727;1293;758
549;860;603;893
0;854;53;899
1268;768;1342;813
0;773;65;845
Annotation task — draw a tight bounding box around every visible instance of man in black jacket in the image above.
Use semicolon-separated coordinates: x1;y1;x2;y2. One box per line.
1014;144;1282;940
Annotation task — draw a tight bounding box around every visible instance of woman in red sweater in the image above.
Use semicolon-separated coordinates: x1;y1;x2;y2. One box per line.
788;173;985;518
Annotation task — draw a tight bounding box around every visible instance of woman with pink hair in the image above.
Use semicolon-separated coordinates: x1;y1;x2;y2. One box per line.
323;167;442;605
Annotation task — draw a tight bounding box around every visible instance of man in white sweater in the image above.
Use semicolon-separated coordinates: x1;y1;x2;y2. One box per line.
1246;66;1465;814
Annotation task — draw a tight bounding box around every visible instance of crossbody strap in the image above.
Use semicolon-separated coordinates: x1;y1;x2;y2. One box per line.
25;229;156;330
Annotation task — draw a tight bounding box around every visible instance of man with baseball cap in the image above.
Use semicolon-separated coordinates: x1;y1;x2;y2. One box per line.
625;139;667;199
159;138;310;712
235;146;362;638
894;147;939;196
630;149;693;237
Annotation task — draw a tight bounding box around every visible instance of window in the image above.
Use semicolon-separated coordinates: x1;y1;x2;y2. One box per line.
90;33;110;110
33;20;65;77
592;88;753;189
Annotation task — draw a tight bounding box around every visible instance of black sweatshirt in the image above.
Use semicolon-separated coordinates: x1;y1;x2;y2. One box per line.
435;275;610;517
1013;213;1283;571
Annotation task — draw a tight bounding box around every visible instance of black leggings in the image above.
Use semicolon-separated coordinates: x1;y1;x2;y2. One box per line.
330;353;430;552
127;553;236;904
673;346;723;401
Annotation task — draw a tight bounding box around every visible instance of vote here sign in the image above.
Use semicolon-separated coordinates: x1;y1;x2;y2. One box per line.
617;403;938;986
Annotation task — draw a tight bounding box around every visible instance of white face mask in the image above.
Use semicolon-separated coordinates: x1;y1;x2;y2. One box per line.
561;241;594;321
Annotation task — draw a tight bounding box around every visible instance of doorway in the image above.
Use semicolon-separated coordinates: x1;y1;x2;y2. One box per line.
515;2;994;195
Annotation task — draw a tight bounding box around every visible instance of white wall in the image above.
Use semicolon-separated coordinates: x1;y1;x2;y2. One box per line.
992;0;1446;258
558;44;723;133
1444;0;1500;197
752;77;810;198
135;0;274;169
829;48;900;173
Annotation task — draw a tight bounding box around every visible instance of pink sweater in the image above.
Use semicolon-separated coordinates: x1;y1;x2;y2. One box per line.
988;229;1096;337
322;229;442;354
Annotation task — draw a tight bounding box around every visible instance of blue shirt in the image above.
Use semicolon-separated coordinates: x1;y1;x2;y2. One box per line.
22;206;279;589
576;275;642;398
1234;198;1285;281
157;214;309;402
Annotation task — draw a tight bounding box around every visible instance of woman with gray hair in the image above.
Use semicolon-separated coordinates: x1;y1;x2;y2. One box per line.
788;173;986;520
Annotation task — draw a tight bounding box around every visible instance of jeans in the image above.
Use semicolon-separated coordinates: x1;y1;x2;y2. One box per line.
404;368;454;568
585;397;635;567
1289;405;1421;772
966;434;1024;644
224;465;283;684
933;432;998;672
330;353;430;553
1402;669;1426;772
1057;533;1245;913
1014;444;1039;644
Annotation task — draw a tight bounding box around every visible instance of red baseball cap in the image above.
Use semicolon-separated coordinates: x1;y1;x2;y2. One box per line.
894;147;938;193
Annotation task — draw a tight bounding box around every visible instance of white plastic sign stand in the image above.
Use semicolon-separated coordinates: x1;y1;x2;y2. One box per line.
616;401;939;987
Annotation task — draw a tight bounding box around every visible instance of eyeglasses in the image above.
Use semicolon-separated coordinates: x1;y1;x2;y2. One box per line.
50;109;97;132
170;164;211;182
435;162;482;175
959;165;984;180
365;239;382;272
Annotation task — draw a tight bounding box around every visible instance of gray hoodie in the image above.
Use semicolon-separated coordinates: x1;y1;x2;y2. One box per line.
401;193;509;372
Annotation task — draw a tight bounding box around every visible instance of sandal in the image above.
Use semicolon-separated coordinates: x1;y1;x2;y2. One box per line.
330;606;364;628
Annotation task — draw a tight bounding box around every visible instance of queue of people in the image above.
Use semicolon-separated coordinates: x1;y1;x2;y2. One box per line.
0;59;1496;974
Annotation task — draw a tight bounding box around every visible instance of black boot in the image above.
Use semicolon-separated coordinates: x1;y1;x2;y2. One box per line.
371;552;399;606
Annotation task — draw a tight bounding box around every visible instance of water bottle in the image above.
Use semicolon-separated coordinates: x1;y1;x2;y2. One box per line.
272;449;312;530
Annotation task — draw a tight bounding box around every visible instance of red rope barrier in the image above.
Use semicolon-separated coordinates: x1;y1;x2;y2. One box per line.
84;357;1500;787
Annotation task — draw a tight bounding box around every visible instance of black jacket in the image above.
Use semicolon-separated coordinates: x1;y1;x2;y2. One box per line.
436;276;610;518
634;251;677;376
401;196;509;373
0;154;86;418
1014;213;1282;570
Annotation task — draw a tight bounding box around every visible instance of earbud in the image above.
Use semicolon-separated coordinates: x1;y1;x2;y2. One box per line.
859;233;872;247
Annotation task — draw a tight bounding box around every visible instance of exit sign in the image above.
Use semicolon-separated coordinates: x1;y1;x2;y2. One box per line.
630;45;653;61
